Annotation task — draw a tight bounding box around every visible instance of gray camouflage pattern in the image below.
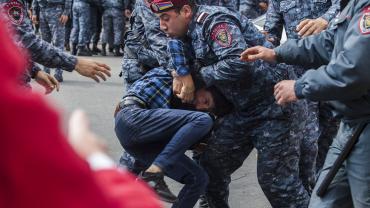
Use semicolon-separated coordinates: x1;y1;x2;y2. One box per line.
70;0;91;46
188;5;309;207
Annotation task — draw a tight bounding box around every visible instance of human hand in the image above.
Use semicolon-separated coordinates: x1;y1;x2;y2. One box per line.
59;14;69;25
240;46;277;62
31;15;38;25
274;80;298;105
124;9;132;18
174;74;195;103
172;76;183;95
68;110;106;159
34;70;60;94
261;30;275;43
259;2;268;11
75;58;111;82
296;17;329;37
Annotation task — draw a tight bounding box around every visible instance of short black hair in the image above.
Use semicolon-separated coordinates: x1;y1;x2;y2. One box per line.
173;0;196;13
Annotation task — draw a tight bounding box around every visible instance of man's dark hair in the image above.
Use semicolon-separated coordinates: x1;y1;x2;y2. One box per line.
207;86;233;117
173;0;196;13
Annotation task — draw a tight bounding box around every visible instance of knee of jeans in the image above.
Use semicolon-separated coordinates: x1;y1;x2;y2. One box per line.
194;113;213;130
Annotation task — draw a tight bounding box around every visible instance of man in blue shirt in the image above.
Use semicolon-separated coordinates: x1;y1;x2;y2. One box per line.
114;66;213;207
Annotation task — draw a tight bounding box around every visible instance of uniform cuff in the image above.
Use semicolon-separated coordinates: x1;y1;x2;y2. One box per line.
294;79;305;99
274;48;284;63
30;66;41;79
176;65;190;76
64;55;78;72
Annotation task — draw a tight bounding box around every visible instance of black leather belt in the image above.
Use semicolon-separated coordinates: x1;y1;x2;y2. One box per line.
119;96;147;109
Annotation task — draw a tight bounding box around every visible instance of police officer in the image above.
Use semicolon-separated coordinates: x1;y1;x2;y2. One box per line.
89;0;103;54
151;0;310;207
264;0;340;192
70;0;91;55
101;0;125;56
241;0;370;206
0;0;111;82
31;0;71;82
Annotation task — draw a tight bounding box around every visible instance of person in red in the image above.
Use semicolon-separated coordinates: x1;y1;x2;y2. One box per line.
0;16;162;208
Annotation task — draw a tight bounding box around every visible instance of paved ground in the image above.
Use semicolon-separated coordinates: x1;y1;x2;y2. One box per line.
32;55;271;208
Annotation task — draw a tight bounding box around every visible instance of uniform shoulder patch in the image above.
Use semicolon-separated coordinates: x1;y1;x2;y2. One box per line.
210;23;232;48
1;0;24;26
196;12;209;24
359;6;370;35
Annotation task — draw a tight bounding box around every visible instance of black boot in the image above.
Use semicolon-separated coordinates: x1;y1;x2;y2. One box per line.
108;44;114;53
92;43;101;54
71;43;78;55
77;45;92;56
114;45;123;56
101;43;107;56
198;195;210;208
140;172;178;203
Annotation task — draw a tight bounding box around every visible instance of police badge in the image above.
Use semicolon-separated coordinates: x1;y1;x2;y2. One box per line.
1;0;24;25
211;23;232;48
359;6;370;35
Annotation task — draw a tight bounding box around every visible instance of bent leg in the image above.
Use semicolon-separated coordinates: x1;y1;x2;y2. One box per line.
253;119;310;207
200;113;254;208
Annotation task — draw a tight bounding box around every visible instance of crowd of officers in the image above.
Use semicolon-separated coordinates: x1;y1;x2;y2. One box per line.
25;0;268;82
1;0;369;206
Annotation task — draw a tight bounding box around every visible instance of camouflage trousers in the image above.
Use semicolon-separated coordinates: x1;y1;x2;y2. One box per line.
199;109;310;208
288;66;339;193
70;1;91;46
39;5;65;76
102;8;124;46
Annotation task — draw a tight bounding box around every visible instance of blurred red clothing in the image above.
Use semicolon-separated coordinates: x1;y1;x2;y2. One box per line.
0;17;161;208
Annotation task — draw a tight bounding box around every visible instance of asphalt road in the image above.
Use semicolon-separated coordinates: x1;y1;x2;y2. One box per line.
32;55;271;208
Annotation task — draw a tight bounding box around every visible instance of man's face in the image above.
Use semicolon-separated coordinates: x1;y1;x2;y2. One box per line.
157;7;191;38
194;88;215;112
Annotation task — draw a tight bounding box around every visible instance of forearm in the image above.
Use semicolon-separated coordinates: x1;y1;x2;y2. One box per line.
320;0;340;22
274;29;334;68
199;58;254;87
16;18;76;70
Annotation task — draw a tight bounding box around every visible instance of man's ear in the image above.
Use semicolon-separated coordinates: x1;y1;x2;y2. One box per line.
181;5;192;19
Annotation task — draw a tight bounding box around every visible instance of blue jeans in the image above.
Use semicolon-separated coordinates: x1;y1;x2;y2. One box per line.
115;107;213;208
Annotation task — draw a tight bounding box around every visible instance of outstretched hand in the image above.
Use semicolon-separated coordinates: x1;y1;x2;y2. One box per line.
68;110;106;159
240;46;277;63
34;70;60;94
75;58;111;82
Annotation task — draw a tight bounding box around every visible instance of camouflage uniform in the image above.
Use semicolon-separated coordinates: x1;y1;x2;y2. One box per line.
89;0;103;48
70;0;90;47
0;0;77;70
31;0;71;78
264;0;340;192
187;5;309;207
273;1;370;206
121;0;169;88
101;0;125;47
239;0;268;19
